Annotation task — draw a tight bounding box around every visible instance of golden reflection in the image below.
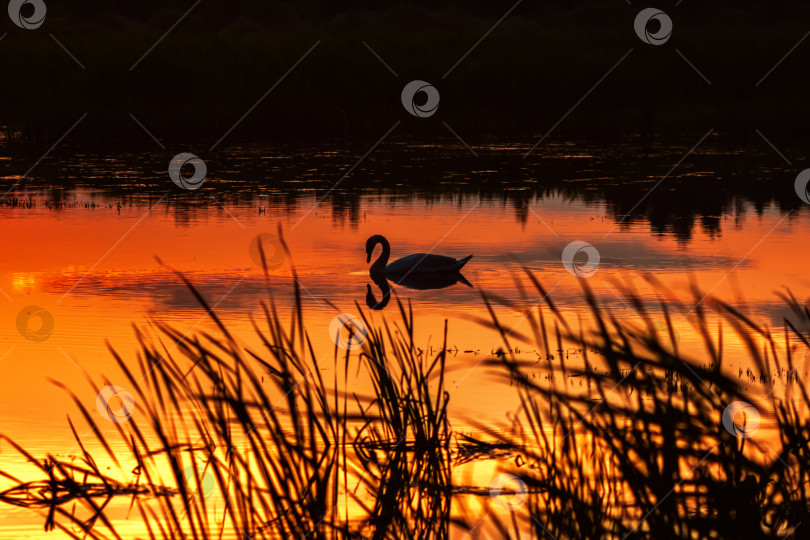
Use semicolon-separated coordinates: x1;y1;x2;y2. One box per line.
0;191;808;537
11;273;35;291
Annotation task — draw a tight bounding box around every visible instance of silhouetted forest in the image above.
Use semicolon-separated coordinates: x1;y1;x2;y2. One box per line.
2;1;808;244
2;0;810;146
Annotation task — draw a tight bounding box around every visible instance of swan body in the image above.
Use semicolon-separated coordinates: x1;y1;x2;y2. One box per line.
366;235;473;276
389;271;472;290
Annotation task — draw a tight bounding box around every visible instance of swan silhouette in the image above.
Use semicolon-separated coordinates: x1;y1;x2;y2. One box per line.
366;274;391;310
365;234;473;290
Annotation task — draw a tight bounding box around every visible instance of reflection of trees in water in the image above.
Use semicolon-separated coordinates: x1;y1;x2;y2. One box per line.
329;192;363;229
2;143;804;244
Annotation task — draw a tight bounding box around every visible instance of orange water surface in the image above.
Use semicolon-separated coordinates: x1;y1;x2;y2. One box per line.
0;166;809;537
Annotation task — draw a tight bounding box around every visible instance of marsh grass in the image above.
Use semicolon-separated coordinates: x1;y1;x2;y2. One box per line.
0;256;809;538
0;238;459;539
471;275;810;539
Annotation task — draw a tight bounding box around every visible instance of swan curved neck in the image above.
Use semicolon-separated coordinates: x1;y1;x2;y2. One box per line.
370;237;390;274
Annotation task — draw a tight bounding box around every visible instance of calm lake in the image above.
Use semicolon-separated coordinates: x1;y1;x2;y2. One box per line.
1;140;808;537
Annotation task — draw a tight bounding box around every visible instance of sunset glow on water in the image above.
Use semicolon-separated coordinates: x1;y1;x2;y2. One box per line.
4;1;810;536
1;166;808;535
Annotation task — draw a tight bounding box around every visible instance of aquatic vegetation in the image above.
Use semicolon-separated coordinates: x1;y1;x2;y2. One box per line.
0;243;458;538
0;257;809;538
473;275;810;538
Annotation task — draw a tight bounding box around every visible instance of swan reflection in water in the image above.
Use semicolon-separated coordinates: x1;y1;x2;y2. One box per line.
365;234;473;310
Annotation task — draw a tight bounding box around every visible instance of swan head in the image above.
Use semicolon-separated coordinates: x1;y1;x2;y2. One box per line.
365;234;386;263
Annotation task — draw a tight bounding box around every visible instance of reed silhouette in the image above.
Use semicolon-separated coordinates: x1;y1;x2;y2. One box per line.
469;275;810;538
0;245;808;538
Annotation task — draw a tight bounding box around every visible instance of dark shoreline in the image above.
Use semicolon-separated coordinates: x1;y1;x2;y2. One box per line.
1;137;805;245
